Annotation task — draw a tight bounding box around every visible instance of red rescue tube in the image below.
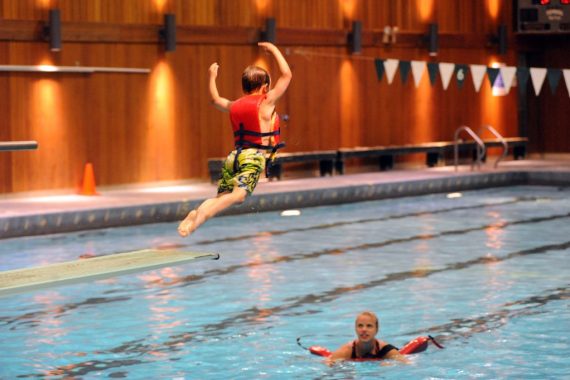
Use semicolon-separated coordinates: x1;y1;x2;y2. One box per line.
399;336;430;354
309;345;332;357
308;335;443;359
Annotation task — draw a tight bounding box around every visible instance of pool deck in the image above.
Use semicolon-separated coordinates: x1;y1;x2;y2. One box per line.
1;155;570;239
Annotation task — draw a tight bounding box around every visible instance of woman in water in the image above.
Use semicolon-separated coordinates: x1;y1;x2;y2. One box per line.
327;311;410;365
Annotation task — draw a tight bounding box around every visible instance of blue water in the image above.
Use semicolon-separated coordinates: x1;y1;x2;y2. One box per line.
1;185;569;379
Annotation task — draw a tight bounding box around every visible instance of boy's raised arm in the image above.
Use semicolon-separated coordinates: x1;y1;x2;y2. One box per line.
208;62;232;112
258;42;292;104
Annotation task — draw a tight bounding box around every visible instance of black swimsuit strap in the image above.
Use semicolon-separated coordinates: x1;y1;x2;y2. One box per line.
351;340;379;359
351;341;398;359
376;343;398;358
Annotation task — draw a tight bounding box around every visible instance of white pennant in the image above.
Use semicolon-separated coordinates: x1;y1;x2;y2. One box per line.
469;64;486;93
500;66;517;94
530;67;547;96
439;63;455;90
563;69;570;98
410;61;426;88
384;59;399;84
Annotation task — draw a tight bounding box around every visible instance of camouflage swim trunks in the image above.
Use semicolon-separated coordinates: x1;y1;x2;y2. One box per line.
217;148;266;195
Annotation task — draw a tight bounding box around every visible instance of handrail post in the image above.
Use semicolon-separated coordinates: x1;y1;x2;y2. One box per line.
478;125;508;169
453;126;485;172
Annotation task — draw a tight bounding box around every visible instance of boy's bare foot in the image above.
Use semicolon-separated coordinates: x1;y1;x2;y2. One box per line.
178;210;197;237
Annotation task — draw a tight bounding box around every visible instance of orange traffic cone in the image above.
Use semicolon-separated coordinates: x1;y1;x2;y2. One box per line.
79;162;99;196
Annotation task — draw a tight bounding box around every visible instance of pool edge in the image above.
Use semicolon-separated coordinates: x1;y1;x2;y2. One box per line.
1;170;568;239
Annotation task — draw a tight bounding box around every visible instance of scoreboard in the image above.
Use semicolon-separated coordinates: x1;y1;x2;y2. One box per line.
516;0;570;33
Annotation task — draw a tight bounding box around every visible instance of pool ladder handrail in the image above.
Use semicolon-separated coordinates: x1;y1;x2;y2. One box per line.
478;124;508;169
454;125;486;172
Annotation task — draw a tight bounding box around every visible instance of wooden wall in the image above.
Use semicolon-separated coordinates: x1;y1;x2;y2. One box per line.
0;0;564;194
521;35;570;154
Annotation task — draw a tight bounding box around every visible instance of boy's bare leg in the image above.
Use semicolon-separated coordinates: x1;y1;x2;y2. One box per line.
178;186;247;237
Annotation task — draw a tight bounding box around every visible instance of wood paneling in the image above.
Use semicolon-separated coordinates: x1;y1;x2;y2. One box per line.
523;36;570;153
0;42;11;193
1;0;162;23
0;0;565;194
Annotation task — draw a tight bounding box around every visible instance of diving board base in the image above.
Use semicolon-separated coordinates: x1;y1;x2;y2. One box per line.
0;249;219;297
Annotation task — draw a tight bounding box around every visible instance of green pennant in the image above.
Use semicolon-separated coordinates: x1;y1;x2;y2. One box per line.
517;67;530;95
374;59;385;81
455;64;468;90
547;68;562;94
486;67;500;89
427;62;438;86
399;61;411;84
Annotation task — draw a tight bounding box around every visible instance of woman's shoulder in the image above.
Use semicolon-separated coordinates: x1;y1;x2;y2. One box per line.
377;339;395;350
339;340;355;353
328;340;354;361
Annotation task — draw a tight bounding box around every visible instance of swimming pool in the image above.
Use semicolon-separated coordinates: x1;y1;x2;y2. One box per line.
1;185;569;379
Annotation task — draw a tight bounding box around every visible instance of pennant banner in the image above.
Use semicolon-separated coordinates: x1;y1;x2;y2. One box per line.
411;61;426;88
470;64;486;93
455;64;468;90
530;67;547;96
427;62;439;85
547;68;562;94
373;56;569;97
500;67;517;94
564;69;570;98
517;67;530;95
399;61;411;85
374;59;385;82
487;67;500;89
384;59;399;84
439;63;455;90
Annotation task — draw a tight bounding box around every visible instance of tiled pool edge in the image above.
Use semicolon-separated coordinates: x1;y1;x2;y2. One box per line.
1;170;568;239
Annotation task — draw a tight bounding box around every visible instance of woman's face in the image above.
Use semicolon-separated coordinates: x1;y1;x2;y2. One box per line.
354;314;378;343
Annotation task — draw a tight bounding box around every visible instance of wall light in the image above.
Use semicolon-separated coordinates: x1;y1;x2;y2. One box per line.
154;0;168;13
490;24;508;55
382;26;399;45
261;18;277;43
44;9;61;52
159;13;176;52
391;26;399;44
426;23;438;57
382;26;392;44
348;20;362;54
418;0;435;22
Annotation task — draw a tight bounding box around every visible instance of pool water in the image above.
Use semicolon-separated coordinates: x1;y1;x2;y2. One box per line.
1;185;569;379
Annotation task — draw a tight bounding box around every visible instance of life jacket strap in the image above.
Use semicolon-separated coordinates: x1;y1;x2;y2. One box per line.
234;130;281;138
233;122;285;175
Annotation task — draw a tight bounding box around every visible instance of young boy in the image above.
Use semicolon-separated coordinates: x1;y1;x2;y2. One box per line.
178;42;292;237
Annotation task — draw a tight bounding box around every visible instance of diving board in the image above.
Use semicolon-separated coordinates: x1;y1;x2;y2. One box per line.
0;249;219;297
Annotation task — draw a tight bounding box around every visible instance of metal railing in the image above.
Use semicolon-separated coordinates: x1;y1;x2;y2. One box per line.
479;125;508;169
454;126;485;171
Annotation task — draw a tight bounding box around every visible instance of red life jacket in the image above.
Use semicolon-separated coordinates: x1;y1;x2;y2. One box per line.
229;94;282;151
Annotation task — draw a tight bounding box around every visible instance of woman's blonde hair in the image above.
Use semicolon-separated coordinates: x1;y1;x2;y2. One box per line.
356;311;379;330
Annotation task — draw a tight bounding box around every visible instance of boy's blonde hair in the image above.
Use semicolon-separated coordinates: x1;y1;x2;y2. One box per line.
242;65;270;94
